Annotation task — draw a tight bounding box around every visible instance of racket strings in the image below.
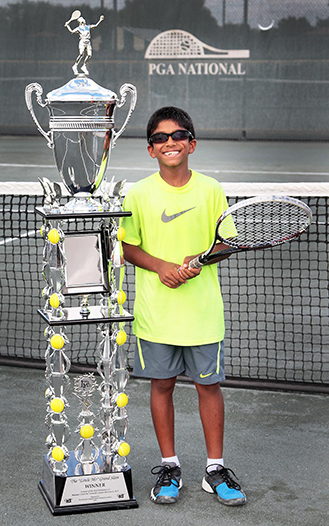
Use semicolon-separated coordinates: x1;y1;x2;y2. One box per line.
221;201;310;248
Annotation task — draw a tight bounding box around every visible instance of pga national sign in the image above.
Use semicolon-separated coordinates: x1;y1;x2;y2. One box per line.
145;29;250;76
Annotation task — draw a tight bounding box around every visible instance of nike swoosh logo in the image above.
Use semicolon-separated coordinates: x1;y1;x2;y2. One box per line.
161;207;196;223
200;372;213;378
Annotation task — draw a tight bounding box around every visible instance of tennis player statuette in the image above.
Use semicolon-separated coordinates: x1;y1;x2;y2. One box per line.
26;11;138;515
64;10;104;77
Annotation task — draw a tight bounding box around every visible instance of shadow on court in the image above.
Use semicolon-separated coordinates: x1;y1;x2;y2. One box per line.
1;365;328;526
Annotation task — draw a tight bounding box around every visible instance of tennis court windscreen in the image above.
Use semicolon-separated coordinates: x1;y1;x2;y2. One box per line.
0;182;328;392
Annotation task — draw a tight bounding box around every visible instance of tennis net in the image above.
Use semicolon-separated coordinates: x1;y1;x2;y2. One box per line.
1;182;328;393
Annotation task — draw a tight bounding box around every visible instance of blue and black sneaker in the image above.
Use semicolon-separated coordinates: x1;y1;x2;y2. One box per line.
202;465;247;506
150;463;182;504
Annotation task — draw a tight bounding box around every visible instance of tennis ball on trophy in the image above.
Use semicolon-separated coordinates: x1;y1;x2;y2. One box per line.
50;397;64;413
48;228;60;244
44;326;53;339
40;225;46;237
117;226;126;241
52;446;65;462
45;387;52;399
116;392;128;408
116;330;127;346
117;290;126;305
50;334;64;350
49;293;60;309
118;441;130;457
80;424;95;439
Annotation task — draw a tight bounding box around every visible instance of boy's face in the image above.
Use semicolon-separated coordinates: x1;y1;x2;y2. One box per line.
147;120;196;169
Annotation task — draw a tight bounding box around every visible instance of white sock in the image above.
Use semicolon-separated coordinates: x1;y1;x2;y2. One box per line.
162;455;180;467
207;458;224;471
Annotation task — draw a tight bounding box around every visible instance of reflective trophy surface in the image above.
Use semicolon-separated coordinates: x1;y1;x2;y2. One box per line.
26;11;138;515
25;10;137;213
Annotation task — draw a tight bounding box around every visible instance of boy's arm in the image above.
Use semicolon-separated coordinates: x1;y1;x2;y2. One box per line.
122;242;200;289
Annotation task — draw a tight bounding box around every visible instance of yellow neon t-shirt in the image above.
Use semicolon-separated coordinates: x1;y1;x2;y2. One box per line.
122;170;234;345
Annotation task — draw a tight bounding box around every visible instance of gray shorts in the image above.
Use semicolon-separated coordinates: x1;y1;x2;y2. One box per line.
133;338;225;385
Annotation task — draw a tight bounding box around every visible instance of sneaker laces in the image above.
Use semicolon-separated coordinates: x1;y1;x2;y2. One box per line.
206;464;242;491
151;465;180;488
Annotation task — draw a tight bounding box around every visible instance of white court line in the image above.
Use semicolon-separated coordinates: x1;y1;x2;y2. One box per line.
202;169;329;176
0;163;56;168
1;163;328;177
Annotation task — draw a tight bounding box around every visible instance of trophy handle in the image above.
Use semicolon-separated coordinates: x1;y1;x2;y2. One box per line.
25;83;54;149
112;83;137;148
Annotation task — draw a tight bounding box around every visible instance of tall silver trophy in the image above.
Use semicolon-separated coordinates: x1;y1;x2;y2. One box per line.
26;11;138;515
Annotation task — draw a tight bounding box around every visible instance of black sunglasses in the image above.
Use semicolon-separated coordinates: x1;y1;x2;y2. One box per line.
149;129;194;145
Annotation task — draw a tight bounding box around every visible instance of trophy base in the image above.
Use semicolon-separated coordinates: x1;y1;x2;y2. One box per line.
39;454;138;515
63;193;103;213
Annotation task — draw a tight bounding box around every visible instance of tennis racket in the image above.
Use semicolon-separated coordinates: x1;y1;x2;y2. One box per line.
188;195;312;269
65;10;81;25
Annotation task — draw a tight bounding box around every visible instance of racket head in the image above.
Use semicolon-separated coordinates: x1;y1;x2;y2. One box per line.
71;10;81;21
215;195;312;251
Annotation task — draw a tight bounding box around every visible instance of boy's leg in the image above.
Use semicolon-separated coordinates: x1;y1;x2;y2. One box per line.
184;343;246;506
150;377;177;457
133;340;185;504
195;381;246;506
150;376;182;504
194;381;224;458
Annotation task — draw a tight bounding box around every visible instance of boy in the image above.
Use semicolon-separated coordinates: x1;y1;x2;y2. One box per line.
121;107;246;506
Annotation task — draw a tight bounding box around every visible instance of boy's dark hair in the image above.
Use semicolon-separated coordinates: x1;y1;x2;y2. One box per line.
147;106;195;142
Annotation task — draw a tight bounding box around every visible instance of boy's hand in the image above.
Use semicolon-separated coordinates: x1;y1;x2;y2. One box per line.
174;256;201;283
157;261;191;289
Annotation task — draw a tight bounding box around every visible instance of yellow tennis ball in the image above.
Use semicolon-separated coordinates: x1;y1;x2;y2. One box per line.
50;334;64;350
118;441;130;457
117;226;126;241
80;424;95;439
48;228;60;244
117;290;126;305
45;387;52;399
116;392;128;408
40;225;46;237
116;330;127;346
49;293;60;309
44;327;53;339
50;397;64;413
52;446;64;462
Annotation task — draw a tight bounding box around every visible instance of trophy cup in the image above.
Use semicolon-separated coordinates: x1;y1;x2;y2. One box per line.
25;11;137;213
26;11;138;515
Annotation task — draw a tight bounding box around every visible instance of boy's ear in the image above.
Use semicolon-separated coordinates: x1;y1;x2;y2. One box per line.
188;138;197;154
147;144;157;158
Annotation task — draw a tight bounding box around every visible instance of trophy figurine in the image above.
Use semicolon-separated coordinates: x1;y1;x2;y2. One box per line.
64;10;104;77
25;11;137;213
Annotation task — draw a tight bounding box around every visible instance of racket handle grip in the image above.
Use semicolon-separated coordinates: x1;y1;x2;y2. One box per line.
188;257;203;269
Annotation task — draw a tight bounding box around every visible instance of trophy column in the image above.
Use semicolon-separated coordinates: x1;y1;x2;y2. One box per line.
98;215;131;473
36;201;137;515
